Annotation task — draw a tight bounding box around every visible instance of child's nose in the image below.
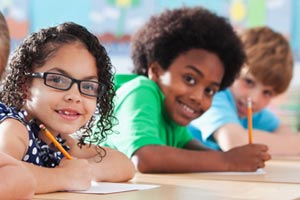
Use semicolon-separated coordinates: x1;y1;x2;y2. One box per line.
64;83;82;102
190;89;204;104
248;90;261;105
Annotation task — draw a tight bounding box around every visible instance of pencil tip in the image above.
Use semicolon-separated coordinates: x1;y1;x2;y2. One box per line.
247;97;252;107
39;124;46;130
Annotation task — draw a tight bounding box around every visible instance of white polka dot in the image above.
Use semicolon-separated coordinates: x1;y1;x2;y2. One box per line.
29;139;33;146
36;157;39;163
32;147;37;155
23;155;29;161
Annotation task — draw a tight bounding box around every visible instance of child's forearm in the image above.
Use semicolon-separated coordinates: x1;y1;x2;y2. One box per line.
217;125;300;156
89;147;135;182
132;144;270;173
24;162;69;193
24;159;92;194
1;162;36;199
252;130;300;155
68;141;135;182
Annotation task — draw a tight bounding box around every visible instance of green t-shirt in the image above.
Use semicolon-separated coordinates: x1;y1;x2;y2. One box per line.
102;74;193;158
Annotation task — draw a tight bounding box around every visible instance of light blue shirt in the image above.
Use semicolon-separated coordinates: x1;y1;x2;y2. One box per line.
189;89;279;150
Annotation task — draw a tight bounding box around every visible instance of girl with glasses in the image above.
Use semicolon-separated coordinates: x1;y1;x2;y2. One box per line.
0;22;134;194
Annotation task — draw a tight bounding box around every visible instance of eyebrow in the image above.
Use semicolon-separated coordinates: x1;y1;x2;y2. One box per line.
48;67;98;80
186;65;221;87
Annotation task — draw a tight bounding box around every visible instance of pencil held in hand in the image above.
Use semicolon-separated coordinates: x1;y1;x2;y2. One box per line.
40;124;73;160
247;97;253;144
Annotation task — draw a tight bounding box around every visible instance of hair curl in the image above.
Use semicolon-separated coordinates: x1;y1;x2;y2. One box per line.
131;6;245;90
0;22;115;160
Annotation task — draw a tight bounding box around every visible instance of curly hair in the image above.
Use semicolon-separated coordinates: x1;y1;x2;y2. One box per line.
240;26;293;94
0;11;10;77
131;6;245;90
0;22;115;160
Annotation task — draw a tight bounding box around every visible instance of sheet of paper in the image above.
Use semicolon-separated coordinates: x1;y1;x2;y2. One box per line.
70;181;160;194
202;168;266;175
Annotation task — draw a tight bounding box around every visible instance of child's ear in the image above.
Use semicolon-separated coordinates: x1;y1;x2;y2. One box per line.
148;62;163;82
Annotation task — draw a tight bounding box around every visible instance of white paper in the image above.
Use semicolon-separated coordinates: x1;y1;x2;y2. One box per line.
202;168;266;175
70;181;160;194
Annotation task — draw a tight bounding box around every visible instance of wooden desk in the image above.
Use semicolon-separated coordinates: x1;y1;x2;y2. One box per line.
33;181;300;200
272;155;300;161
34;184;244;200
156;159;300;184
34;160;300;200
133;175;300;199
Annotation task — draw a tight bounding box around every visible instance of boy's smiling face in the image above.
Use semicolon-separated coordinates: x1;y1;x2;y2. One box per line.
230;71;276;118
149;49;224;126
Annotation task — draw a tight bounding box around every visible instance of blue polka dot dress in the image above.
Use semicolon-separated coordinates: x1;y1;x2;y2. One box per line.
0;102;70;168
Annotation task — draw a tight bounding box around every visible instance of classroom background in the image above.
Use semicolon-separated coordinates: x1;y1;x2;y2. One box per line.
1;0;300;131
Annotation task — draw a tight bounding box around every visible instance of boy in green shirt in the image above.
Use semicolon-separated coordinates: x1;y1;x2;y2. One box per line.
101;7;270;173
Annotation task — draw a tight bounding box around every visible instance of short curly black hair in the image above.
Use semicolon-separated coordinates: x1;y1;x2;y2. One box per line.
131;6;245;90
0;22;115;160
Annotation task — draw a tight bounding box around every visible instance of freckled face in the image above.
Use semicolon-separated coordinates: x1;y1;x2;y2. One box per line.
149;49;224;126
24;42;98;135
230;72;276;118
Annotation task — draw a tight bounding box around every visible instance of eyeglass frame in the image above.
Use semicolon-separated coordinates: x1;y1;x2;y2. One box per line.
24;71;106;97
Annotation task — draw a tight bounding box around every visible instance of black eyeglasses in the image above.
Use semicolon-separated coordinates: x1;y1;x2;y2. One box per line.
25;72;106;97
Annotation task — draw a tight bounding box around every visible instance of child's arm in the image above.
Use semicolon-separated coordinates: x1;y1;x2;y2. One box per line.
0;119;93;194
67;137;135;182
24;158;93;193
274;123;298;135
0;152;36;199
90;147;135;182
213;123;300;155
131;143;270;173
184;139;214;150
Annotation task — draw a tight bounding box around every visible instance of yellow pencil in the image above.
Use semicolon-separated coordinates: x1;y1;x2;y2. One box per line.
247;97;253;144
39;124;73;160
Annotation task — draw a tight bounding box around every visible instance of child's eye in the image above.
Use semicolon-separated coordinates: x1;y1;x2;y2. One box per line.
183;75;196;85
204;87;217;97
48;76;66;84
263;90;274;98
51;77;63;83
82;83;95;91
244;78;254;87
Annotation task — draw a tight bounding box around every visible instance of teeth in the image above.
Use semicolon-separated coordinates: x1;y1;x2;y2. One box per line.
58;110;76;116
183;105;195;113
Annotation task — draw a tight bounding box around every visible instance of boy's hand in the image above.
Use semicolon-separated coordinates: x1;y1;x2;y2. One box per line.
223;144;271;171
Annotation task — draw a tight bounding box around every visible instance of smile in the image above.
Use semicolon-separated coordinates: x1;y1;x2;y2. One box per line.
183;104;196;114
178;101;201;120
57;110;80;116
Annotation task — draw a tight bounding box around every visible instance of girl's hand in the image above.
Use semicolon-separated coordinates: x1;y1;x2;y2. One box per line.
223;144;271;171
58;158;93;191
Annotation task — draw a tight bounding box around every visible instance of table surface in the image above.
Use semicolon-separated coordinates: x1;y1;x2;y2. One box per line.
34;158;300;200
159;159;300;184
